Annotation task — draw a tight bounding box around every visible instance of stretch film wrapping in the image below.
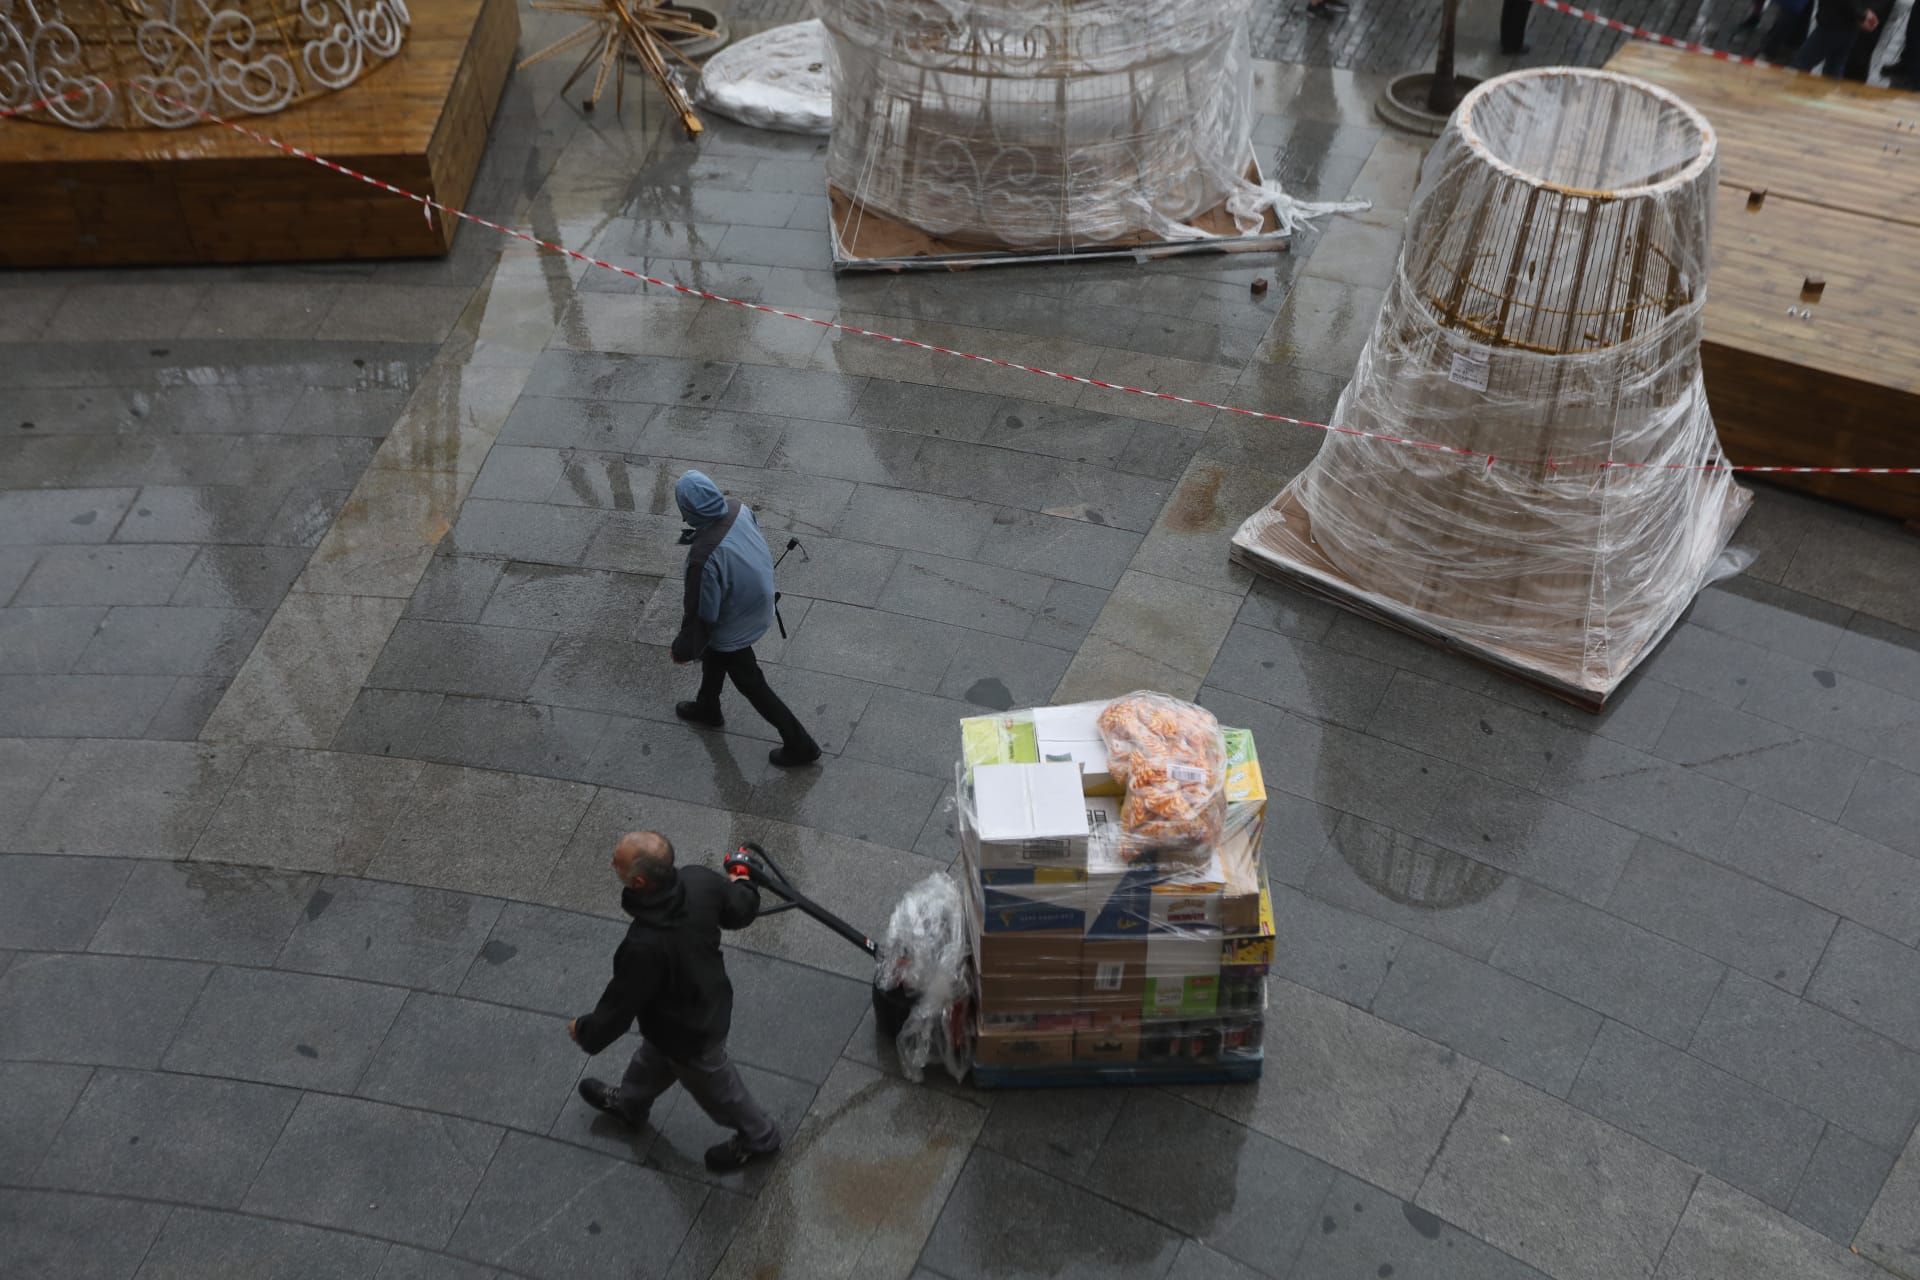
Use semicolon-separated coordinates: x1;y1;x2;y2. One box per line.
1233;69;1752;701
955;695;1272;1082
818;0;1337;247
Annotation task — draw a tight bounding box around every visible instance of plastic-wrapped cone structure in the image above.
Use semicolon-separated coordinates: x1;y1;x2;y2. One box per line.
1231;68;1751;708
817;0;1273;251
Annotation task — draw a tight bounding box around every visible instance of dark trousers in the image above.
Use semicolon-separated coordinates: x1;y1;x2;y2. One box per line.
1762;2;1813;60
1500;0;1531;51
1793;24;1858;75
614;1038;779;1150
695;645;817;752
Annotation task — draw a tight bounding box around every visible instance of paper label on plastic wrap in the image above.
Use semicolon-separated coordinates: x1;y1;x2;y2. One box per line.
1094;962;1124;992
1168;764;1207;784
1447;350;1491;392
1017;838;1070;863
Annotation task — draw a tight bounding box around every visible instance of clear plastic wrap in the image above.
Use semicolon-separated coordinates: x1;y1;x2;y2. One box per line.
1097;692;1227;856
696;20;833;135
955;698;1271;1086
1231;68;1751;705
818;0;1344;248
876;871;972;1083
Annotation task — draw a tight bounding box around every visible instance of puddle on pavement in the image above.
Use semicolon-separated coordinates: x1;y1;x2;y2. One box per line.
1335;822;1506;911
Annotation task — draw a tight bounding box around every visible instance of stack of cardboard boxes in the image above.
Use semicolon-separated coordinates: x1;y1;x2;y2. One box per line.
958;700;1274;1087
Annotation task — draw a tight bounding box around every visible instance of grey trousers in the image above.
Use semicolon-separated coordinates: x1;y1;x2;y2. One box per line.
615;1038;779;1152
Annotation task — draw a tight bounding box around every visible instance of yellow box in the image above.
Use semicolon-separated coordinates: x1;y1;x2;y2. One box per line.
1222;727;1267;806
1221;879;1276;969
961;714;1038;770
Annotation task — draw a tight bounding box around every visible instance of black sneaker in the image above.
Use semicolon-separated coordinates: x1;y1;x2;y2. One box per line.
704;1134;780;1173
578;1078;642;1126
768;744;822;768
675;701;724;728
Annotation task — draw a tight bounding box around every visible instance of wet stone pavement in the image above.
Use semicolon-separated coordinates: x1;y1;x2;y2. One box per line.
8;8;1920;1280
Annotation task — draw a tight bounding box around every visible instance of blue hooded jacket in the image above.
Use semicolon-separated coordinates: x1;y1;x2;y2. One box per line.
670;471;776;660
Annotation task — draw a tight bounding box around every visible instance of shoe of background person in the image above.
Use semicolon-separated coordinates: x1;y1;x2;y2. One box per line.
675;701;724;728
578;1078;644;1127
1308;0;1348;15
705;1134;780;1173
1501;41;1532;53
768;744;822;768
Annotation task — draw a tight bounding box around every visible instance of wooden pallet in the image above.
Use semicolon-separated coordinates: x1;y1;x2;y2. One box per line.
828;158;1288;272
0;0;518;267
1607;43;1920;525
1229;484;1751;711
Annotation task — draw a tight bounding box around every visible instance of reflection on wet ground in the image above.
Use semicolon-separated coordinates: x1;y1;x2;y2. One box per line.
6;6;1920;1279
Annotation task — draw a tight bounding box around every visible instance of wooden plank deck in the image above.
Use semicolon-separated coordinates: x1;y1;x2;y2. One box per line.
0;0;518;266
1609;42;1920;523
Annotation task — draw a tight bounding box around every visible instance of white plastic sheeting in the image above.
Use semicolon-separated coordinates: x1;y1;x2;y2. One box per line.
818;0;1353;248
697;20;833;135
1233;69;1751;704
876;871;971;1083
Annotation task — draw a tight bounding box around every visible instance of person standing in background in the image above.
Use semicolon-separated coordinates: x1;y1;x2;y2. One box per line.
1501;0;1533;54
1793;0;1880;76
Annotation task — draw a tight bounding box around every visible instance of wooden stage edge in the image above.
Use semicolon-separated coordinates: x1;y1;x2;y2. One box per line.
1607;44;1920;526
0;0;518;266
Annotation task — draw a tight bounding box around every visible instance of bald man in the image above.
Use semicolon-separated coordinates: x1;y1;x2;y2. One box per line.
569;831;781;1172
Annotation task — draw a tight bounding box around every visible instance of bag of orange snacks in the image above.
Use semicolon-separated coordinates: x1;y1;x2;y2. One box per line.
1095;692;1227;860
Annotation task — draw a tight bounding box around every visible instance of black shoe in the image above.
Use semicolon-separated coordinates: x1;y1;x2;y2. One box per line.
578;1078;642;1126
1501;41;1531;53
675;701;724;728
704;1133;779;1173
768;744;821;767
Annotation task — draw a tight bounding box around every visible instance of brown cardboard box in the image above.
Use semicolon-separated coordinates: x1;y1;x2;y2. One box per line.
975;1024;1075;1068
1075;1016;1142;1063
1079;938;1148;1013
978;968;1083;1011
975;929;1083;972
1216;804;1267;934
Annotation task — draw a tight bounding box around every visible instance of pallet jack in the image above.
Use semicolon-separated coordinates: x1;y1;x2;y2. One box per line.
723;841;921;1036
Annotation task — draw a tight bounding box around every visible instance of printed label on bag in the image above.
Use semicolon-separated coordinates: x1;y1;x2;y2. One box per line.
1094;962;1124;992
1168;764;1207;784
1447;350;1491;392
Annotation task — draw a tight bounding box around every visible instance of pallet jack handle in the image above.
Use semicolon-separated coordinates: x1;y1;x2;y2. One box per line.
727;842;879;959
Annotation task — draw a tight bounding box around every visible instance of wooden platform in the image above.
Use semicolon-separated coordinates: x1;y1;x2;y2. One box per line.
0;0;518;266
1606;43;1920;524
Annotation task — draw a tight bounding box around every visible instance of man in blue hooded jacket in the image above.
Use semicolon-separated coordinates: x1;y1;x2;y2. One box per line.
669;471;821;767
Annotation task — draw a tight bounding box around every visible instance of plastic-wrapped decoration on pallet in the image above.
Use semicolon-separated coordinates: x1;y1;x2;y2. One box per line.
817;0;1271;249
1231;68;1753;706
697;20;834;135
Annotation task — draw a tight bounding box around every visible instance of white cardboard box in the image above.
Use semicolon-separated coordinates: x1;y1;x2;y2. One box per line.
972;762;1091;870
1032;703;1120;795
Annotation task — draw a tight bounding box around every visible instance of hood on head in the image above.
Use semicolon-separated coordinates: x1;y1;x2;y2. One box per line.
675;471;728;527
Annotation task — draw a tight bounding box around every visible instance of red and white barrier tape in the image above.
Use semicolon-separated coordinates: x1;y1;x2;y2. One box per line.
1530;0;1776;66
4;82;1915;478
